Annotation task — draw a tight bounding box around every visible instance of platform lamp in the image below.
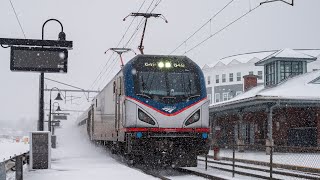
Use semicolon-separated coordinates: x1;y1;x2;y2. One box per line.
48;87;63;132
51;102;62;135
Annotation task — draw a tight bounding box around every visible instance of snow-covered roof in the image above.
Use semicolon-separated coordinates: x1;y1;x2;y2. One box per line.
255;48;317;66
210;70;320;107
203;49;320;69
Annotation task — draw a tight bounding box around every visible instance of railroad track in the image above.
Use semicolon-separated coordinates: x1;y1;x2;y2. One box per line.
135;164;228;180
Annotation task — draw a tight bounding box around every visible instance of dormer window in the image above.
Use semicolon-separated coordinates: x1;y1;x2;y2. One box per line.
280;61;303;81
255;48;316;87
265;62;276;86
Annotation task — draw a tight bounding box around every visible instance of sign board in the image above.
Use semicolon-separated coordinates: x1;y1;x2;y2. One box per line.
29;131;51;169
53;115;67;120
52;121;60;127
10;46;68;73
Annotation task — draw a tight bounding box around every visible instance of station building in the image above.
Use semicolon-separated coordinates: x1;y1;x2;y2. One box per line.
202;49;320;105
208;48;320;149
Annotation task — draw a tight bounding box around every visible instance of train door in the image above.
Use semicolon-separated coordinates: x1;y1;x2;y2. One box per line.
114;77;123;141
87;104;94;140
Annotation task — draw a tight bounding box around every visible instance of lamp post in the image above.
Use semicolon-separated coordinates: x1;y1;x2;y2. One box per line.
48;87;63;132
51;102;61;135
39;19;65;131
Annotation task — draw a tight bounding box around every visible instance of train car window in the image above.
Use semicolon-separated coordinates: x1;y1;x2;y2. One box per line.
117;77;122;95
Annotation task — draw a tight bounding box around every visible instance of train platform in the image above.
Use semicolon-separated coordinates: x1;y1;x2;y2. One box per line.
24;121;155;180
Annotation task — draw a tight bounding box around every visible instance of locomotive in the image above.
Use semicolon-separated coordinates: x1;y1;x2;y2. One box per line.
77;54;210;167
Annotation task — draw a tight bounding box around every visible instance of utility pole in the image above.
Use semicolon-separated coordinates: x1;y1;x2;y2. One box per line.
105;48;136;67
123;13;168;54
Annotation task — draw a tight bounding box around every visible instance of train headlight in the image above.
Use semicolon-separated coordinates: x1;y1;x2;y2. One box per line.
165;62;171;68
138;109;156;125
158;62;164;68
185;110;200;126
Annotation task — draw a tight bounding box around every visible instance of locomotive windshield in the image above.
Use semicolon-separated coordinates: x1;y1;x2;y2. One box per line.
132;56;202;104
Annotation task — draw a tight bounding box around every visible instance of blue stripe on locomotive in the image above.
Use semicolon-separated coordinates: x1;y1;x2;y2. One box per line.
123;55;207;115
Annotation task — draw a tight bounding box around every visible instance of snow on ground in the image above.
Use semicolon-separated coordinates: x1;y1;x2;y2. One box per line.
0;141;28;161
24;120;156;180
0;129;29;162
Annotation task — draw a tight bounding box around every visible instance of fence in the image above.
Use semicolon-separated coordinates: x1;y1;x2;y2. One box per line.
0;152;29;180
200;144;320;179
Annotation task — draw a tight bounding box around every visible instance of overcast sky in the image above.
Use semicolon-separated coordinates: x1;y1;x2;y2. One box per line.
0;0;319;128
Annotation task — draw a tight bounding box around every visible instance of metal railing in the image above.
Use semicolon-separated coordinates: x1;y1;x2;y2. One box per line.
0;152;29;180
200;144;320;179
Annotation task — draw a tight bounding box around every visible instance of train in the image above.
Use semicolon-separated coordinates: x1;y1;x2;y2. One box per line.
77;54;210;167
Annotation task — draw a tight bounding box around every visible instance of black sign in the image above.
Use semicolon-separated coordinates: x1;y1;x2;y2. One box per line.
52;121;60;127
53;115;67;120
32;133;49;169
10;46;68;73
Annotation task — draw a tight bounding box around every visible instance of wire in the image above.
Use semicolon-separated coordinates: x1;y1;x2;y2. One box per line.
184;4;261;55
123;0;156;48
44;78;91;101
90;0;146;90
97;0;161;89
92;0;163;91
127;0;162;49
8;0;26;39
96;0;163;90
169;0;234;55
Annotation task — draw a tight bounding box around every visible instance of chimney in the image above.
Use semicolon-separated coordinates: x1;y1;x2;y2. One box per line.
243;74;258;92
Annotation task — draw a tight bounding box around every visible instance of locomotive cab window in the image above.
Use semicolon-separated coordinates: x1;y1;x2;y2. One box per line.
132;57;202;104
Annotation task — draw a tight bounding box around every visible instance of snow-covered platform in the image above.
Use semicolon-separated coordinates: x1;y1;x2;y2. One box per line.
0;138;28;162
24;121;156;180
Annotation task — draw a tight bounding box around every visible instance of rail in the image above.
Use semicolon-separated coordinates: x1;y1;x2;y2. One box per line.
0;151;29;180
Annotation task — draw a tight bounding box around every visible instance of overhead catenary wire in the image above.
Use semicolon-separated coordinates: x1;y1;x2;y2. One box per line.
169;0;235;55
97;0;163;90
44;77;92;101
126;0;162;49
8;0;26;39
123;0;158;48
183;4;261;55
90;0;147;90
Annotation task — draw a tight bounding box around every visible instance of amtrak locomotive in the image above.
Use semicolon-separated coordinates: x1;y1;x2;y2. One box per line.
78;55;210;167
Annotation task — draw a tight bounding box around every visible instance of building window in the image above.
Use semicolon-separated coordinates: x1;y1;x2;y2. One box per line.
216;75;219;83
207;76;211;85
223;92;229;101
229;73;233;82
236;91;242;96
280;61;303;81
222;74;226;83
258;71;263;80
249;71;254;75
237;72;241;81
215;93;220;103
207;94;212;104
265;62;276;86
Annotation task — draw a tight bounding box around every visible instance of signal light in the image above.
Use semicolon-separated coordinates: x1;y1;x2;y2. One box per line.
136;132;143;138
202;133;208;139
